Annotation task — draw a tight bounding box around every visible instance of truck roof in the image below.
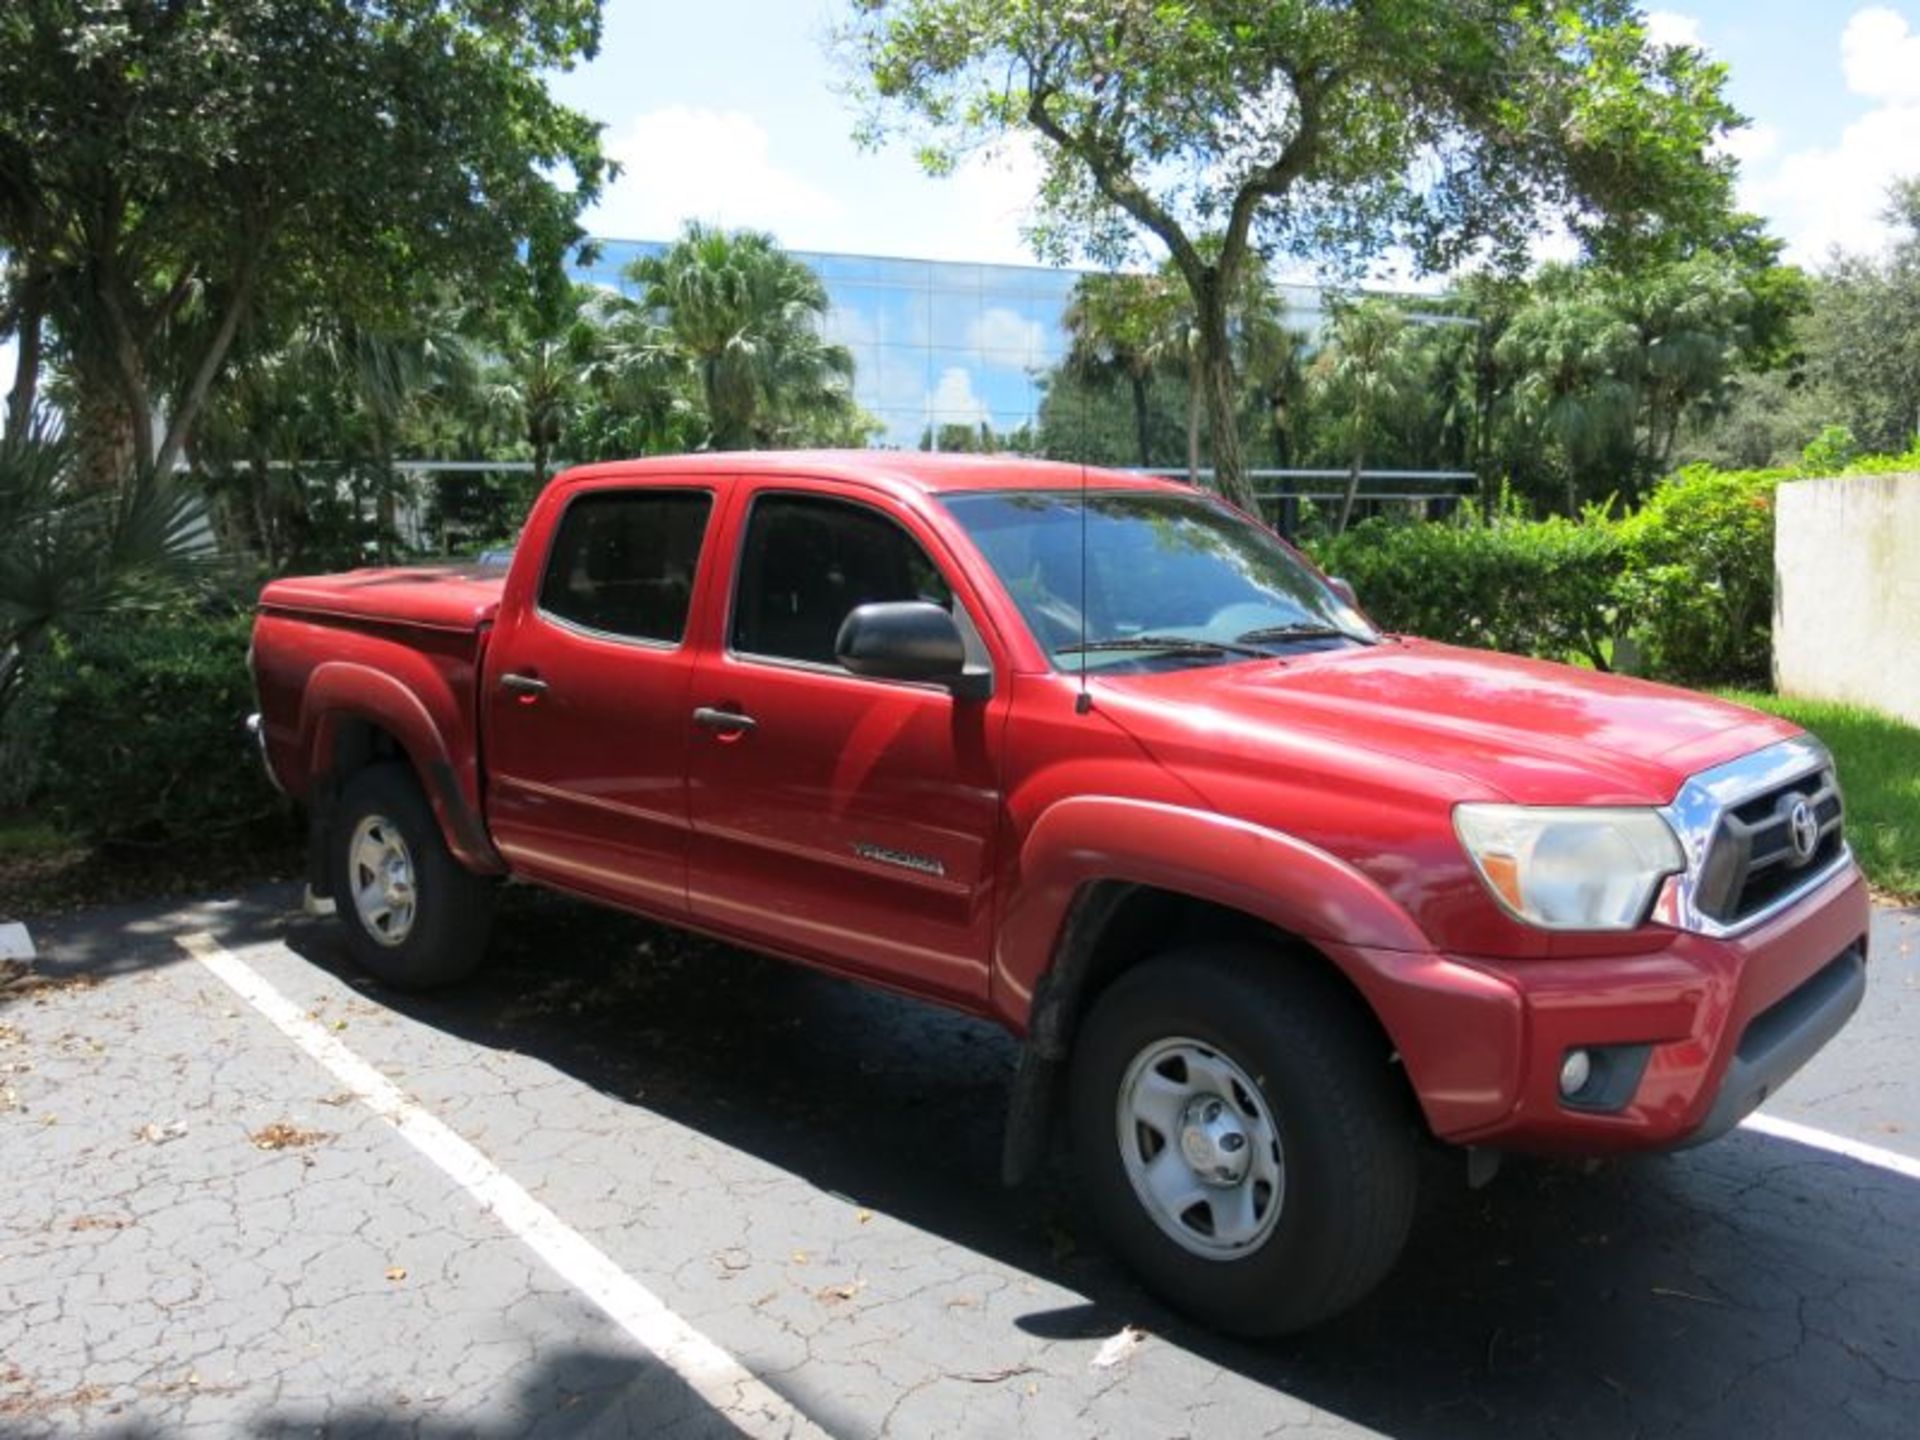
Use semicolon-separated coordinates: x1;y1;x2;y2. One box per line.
554;450;1194;497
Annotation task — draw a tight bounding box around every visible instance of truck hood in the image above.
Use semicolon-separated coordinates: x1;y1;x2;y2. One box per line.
1097;638;1798;807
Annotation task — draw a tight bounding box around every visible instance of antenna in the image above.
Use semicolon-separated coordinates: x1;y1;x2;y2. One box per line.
1075;455;1091;714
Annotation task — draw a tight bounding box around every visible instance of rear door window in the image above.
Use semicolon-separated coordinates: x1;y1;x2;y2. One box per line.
538;490;712;644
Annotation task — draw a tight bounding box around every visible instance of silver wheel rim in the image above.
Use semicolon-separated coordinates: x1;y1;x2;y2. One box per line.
1116;1036;1285;1259
348;814;417;948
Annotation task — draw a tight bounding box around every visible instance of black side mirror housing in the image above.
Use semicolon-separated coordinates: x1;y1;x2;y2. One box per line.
836;601;992;700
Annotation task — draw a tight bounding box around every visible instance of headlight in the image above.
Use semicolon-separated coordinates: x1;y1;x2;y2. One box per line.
1454;804;1684;931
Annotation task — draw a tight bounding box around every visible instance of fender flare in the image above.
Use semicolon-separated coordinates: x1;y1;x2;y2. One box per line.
993;797;1446;1185
299;662;503;874
994;795;1431;1024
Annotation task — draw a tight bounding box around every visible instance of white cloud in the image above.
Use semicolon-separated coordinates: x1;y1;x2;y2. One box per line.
967;306;1048;364
1643;10;1705;49
587;105;841;242
1720;121;1781;169
926;366;990;426
1841;6;1920;101
1745;100;1920;260
1732;6;1920;263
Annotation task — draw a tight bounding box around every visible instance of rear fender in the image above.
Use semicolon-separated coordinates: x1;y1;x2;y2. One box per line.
300;661;502;874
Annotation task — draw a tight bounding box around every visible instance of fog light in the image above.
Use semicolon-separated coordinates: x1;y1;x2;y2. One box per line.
1559;1049;1593;1098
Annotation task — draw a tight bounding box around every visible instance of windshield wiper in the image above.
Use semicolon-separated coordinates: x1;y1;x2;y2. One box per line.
1056;635;1272;660
1235;622;1377;647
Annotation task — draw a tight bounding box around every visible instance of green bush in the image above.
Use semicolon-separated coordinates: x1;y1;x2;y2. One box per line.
1309;509;1622;669
1613;463;1780;687
17;610;281;846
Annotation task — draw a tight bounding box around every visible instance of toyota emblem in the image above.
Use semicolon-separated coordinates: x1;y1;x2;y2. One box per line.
1788;798;1820;864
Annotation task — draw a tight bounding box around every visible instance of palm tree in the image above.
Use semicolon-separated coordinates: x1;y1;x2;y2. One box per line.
1061;271;1183;468
1316;299;1416;534
623;224;859;450
1496;280;1640;513
0;410;201;720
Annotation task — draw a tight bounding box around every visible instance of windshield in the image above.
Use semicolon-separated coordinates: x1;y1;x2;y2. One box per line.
942;489;1377;671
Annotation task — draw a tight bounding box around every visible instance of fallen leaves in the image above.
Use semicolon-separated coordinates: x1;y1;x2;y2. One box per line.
66;1215;131;1233
132;1121;188;1146
249;1123;330;1152
813;1279;866;1305
385;1266;408;1282
0;961;97;1000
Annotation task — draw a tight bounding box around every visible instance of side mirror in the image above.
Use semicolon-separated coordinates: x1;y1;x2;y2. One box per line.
1327;576;1359;608
836;601;992;700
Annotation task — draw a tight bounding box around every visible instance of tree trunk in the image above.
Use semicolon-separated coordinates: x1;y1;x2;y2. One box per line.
1130;373;1152;469
1336;436;1366;536
1193;280;1254;512
4;275;45;439
70;367;141;494
1185;370;1200;485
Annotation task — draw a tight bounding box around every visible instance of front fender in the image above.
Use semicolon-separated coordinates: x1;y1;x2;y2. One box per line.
992;796;1526;1141
300;661;501;873
994;797;1430;1014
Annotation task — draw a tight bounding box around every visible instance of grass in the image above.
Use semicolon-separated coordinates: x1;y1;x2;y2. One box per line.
0;816;75;860
1718;689;1920;905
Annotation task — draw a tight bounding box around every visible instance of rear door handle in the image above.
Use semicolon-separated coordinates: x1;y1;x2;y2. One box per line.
692;705;756;733
500;672;549;696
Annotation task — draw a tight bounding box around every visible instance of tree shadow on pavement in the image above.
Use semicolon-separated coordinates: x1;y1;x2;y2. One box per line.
281;887;1920;1440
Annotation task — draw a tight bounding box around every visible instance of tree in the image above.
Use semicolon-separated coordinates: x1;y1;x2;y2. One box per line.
841;0;1744;512
1061;271;1184;468
0;0;606;490
0;412;201;721
1314;300;1415;533
620;225;866;450
1802;178;1920;455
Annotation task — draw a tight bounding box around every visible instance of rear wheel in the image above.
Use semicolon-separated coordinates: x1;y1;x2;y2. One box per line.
329;763;494;990
1069;943;1419;1336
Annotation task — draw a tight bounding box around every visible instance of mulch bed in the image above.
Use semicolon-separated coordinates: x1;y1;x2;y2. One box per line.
0;827;303;923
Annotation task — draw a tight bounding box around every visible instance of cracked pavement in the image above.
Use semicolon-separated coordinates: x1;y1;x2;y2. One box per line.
1;883;1916;1438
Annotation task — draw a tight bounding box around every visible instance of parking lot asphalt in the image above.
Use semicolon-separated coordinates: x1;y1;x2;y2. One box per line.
2;884;1916;1439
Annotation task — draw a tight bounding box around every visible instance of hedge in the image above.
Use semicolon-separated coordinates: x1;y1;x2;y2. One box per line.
15;610;282;847
1311;449;1920;688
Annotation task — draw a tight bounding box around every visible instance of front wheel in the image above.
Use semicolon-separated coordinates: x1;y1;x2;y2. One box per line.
328;763;494;990
1069;944;1419;1336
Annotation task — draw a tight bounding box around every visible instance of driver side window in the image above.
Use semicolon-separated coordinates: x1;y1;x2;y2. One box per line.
731;494;953;667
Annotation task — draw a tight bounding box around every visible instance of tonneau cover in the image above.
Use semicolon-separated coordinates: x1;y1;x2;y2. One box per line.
259;564;506;633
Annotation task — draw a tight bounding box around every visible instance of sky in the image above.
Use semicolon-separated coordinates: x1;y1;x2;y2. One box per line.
554;0;1920;270
5;2;1918;405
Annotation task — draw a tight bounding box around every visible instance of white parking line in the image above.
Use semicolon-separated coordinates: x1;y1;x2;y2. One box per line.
1740;1111;1920;1180
176;932;833;1440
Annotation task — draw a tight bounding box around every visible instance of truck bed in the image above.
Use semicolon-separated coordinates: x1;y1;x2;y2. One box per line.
258;564;508;633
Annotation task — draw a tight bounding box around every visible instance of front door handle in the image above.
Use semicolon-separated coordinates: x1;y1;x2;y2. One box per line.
500;672;549;696
692;705;756;734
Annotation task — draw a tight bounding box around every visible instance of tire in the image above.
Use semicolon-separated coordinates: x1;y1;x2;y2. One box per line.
1068;943;1419;1336
328;763;494;990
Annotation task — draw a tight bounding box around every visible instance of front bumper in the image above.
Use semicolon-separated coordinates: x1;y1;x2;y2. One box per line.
1336;860;1873;1153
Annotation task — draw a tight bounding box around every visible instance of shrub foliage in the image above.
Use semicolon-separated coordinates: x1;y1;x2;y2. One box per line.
1310;449;1919;688
19;612;280;846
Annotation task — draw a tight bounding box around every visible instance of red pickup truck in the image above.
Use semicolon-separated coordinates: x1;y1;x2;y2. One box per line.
250;451;1869;1335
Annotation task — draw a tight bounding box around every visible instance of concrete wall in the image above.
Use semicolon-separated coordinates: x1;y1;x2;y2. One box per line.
1775;473;1920;725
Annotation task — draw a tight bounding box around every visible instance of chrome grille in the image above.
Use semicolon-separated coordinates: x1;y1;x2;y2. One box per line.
1694;768;1845;925
1653;736;1854;939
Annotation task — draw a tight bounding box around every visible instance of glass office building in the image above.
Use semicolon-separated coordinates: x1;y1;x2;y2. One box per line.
579;239;1331;452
